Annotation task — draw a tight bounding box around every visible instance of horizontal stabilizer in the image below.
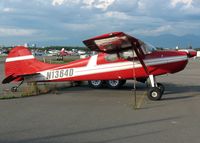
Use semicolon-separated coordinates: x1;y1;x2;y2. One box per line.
2;73;40;84
2;74;20;84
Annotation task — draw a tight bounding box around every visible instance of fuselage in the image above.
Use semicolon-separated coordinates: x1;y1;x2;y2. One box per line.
31;50;188;82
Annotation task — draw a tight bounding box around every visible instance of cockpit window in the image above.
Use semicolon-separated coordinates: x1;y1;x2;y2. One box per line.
105;49;136;62
105;53;118;62
138;40;156;54
119;49;136;59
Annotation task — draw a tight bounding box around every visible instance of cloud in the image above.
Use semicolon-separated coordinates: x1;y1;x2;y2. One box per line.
2;8;14;13
170;0;192;7
137;0;147;11
104;11;132;20
52;0;65;6
52;0;80;6
0;0;200;46
64;23;95;31
169;0;200;15
83;0;116;11
51;0;115;10
132;25;173;36
0;28;37;37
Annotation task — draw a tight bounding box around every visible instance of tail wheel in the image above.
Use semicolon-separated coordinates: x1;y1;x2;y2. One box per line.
106;80;125;89
11;86;18;92
147;87;162;101
157;83;165;95
88;80;103;89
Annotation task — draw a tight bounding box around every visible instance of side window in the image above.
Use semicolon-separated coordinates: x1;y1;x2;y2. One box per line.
104;49;138;62
119;49;136;59
105;53;118;62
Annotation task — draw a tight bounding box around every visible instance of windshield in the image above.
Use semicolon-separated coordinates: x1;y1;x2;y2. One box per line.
138;40;156;54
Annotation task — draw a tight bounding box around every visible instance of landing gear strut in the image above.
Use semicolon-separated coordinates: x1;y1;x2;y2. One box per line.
10;80;24;92
147;75;165;101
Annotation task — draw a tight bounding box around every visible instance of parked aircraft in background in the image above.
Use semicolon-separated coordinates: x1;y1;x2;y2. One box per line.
47;49;60;56
2;32;196;100
77;50;86;55
196;51;200;58
59;48;70;56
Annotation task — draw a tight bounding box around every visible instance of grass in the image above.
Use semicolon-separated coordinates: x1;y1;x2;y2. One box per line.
0;82;75;100
0;90;22;99
0;83;45;100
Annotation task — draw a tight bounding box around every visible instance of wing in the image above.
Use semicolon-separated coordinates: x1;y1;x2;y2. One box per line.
83;32;140;53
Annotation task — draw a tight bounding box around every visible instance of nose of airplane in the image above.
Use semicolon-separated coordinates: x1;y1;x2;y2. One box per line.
188;50;197;57
178;49;197;58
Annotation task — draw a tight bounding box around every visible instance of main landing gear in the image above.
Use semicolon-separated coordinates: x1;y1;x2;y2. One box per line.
147;75;165;101
88;80;104;89
88;76;165;101
88;80;126;89
11;80;24;92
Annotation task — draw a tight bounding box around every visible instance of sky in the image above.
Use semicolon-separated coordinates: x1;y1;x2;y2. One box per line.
0;0;200;47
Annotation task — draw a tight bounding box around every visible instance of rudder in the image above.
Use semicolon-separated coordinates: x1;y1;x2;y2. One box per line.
5;46;38;77
3;46;63;84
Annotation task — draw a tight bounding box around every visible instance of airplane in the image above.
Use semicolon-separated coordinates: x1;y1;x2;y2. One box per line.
56;48;69;60
77;50;86;55
47;49;60;56
59;48;70;56
2;32;196;100
59;48;77;56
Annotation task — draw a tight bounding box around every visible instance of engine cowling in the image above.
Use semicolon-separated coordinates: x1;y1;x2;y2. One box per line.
178;49;197;58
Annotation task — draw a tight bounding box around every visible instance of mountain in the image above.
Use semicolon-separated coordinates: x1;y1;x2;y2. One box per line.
27;34;200;49
138;34;200;49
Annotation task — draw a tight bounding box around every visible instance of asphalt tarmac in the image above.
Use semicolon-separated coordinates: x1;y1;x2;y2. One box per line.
0;57;200;143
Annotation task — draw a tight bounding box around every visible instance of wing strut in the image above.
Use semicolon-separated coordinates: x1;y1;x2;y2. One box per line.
131;41;149;76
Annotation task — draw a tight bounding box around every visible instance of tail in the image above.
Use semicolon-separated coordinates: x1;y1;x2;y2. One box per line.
2;46;56;84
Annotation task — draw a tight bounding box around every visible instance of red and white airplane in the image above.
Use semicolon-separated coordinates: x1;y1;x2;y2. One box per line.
59;48;72;56
2;32;196;100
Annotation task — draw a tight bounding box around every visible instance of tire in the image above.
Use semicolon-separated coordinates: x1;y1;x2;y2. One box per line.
106;80;124;89
157;83;165;95
147;87;162;101
88;80;103;89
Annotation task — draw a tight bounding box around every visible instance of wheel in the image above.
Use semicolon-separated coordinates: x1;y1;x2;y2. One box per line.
106;80;125;89
157;83;165;95
11;86;18;92
88;80;103;89
147;87;162;101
